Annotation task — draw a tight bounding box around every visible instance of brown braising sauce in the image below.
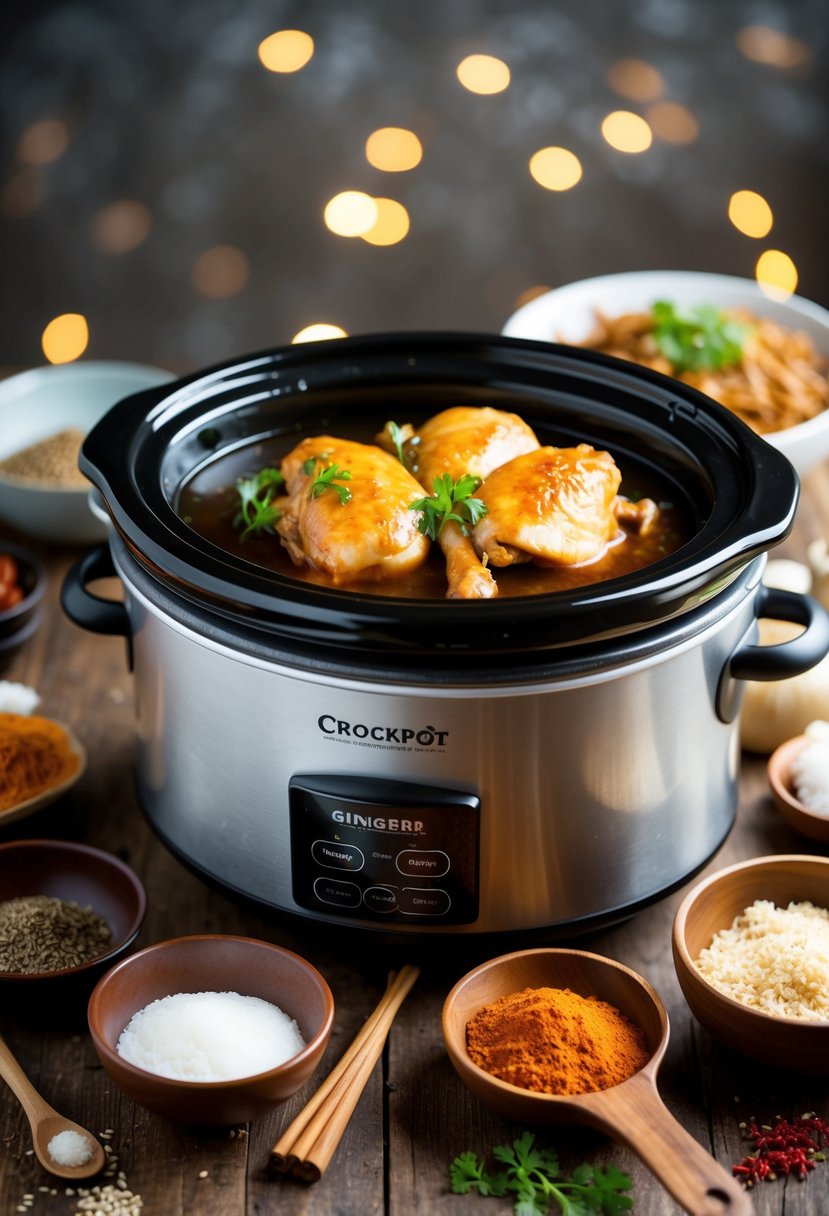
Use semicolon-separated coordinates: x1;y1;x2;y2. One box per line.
177;436;689;600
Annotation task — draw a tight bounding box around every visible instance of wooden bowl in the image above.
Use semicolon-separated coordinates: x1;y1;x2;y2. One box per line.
0;839;146;990
768;735;829;844
0;719;86;827
672;854;829;1072
87;935;335;1125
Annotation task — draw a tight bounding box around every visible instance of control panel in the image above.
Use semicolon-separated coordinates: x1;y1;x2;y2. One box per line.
289;774;480;925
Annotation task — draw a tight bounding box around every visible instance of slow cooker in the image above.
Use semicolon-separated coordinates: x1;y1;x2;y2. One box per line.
61;333;829;940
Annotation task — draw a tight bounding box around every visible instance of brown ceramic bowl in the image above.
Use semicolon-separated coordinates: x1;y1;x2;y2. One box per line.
672;854;829;1072
87;934;335;1125
0;839;147;990
768;735;829;844
441;947;666;1124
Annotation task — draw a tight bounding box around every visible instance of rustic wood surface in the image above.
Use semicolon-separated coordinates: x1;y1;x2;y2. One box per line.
2;466;829;1216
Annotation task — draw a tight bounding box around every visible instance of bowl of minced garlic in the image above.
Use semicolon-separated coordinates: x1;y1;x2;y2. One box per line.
0;711;86;824
672;854;829;1072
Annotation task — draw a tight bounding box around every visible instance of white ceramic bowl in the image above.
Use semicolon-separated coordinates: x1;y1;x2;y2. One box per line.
0;361;174;544
502;271;829;476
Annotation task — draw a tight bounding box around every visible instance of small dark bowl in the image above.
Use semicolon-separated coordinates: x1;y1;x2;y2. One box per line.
87;935;335;1125
0;839;147;993
0;541;46;673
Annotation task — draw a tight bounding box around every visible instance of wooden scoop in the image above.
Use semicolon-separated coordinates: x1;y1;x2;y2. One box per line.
0;1032;105;1180
442;947;755;1216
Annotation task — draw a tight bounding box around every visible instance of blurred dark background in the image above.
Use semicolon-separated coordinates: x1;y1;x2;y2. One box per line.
0;0;826;373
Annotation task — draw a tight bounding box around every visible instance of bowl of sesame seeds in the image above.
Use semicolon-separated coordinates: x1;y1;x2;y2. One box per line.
0;839;147;993
0;361;174;545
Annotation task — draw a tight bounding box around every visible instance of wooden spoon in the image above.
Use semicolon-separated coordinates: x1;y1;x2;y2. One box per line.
443;948;755;1216
0;1032;105;1179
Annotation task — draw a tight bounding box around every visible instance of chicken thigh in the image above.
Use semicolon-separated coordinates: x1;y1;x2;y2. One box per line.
276;435;430;584
379;406;540;598
472;444;624;567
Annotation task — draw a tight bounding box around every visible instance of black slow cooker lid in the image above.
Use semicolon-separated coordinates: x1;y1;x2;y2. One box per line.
81;331;798;656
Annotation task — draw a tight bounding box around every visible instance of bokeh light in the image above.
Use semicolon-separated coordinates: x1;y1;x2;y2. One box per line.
18;119;69;165
323;191;378;237
360;198;410;246
0;169;45;218
292;323;348;343
600;111;653;153
736;26;813;70
755;250;798;300
365;127;422;172
41;313;89;364
646;101;699;144
90;200;152;253
192;245;249;299
456;54;510;95
728;190;773;239
258;30;315;73
607;59;664;102
529;147;583;191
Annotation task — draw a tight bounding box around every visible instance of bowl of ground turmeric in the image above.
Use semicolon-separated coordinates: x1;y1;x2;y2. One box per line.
0;712;86;826
442;947;753;1215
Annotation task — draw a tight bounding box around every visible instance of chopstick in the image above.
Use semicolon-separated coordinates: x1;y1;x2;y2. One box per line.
270;963;420;1182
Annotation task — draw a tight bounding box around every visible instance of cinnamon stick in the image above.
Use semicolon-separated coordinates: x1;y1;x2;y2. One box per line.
270;964;420;1179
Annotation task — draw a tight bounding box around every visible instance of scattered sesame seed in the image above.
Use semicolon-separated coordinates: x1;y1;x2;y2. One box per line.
198;1169;208;1178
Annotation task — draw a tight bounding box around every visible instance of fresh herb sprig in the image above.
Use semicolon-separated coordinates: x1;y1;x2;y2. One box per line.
387;420;411;467
234;467;285;539
409;472;487;540
651;299;754;374
303;456;353;504
450;1131;633;1216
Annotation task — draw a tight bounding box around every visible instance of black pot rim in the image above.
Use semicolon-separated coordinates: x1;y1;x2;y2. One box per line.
80;330;798;657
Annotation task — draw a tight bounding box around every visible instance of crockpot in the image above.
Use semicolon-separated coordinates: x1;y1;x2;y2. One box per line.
62;333;829;941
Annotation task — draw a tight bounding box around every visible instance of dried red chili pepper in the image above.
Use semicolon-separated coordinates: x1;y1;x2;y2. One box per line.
732;1114;829;1187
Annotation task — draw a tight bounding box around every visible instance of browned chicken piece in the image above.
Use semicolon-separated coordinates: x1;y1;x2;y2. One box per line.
276;436;431;585
378;407;541;599
404;406;540;485
472;444;625;568
612;494;659;535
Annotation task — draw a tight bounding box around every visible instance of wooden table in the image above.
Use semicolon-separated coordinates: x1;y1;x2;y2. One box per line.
2;468;829;1216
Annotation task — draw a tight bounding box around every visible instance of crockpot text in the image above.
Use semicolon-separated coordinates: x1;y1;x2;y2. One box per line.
318;715;449;748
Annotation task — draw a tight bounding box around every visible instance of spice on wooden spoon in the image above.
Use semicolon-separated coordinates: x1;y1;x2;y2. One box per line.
0;1032;105;1179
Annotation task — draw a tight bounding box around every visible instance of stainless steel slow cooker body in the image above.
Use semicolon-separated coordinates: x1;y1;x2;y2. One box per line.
63;333;829;939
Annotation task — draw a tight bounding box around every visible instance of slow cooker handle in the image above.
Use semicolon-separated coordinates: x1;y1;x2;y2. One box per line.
730;585;829;680
61;545;133;666
717;585;829;723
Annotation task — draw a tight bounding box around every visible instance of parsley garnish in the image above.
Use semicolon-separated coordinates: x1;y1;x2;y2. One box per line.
387;421;410;467
409;473;488;540
304;456;353;504
234;467;285;539
651;300;754;374
450;1131;633;1215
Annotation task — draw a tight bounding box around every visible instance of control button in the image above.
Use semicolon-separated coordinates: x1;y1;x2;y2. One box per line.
400;887;451;916
312;839;365;871
363;886;399;914
313;877;362;908
396;849;450;878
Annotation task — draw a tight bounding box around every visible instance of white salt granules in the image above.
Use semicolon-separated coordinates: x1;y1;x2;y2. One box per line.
47;1130;95;1167
0;681;39;715
790;719;829;817
116;990;306;1081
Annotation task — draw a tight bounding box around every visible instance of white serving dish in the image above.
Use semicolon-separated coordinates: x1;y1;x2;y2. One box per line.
502;271;829;477
0;361;174;545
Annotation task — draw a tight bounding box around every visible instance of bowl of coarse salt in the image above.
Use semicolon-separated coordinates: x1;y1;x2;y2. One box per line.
87;934;335;1125
768;721;829;844
672;854;829;1073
